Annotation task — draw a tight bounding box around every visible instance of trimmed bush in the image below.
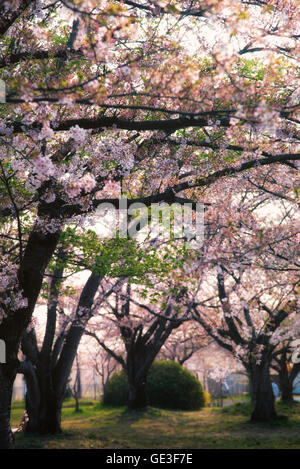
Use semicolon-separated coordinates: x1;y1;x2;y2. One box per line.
103;360;205;410
102;371;128;406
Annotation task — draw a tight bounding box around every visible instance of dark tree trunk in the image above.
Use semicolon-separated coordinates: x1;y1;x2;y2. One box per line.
126;341;150;410
127;377;148;409
36;392;63;434
21;272;102;434
123;308;178;410
278;353;294;403
22;364;64;434
20;360;40;432
0;227;61;445
22;353;76;434
249;361;277;422
0;366;15;448
73;365;81;412
280;378;294;403
0;315;30;447
126;345;150;410
74;395;80;413
248;372;254;402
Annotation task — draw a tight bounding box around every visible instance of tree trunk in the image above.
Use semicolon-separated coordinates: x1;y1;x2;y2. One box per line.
20;357;65;434
279;368;294;403
126;345;150;409
0;225;61;445
20;360;40;432
249;361;277;422
74;394;80;412
22;370;63;434
36;392;63;434
278;352;294;403
22;272;102;434
0;326;23;447
127;377;148;409
280;382;294;403
0;366;15;448
248;372;254;402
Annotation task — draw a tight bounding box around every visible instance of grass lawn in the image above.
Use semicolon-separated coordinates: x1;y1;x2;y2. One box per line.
11;399;300;449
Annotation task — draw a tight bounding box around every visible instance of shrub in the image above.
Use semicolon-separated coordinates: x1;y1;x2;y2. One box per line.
203;390;211;407
102;371;128;406
147;361;205;410
103;360;205;410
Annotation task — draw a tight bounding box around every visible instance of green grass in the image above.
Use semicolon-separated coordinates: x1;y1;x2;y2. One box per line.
223;394;250;402
11;399;300;449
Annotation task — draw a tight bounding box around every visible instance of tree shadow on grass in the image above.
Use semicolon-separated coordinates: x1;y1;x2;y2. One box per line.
220;401;300;429
115;406;164;425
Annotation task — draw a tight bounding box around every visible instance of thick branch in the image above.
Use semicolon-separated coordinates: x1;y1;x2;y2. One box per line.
0;0;34;36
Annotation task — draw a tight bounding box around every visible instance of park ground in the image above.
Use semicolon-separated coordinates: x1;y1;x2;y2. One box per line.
11;399;300;449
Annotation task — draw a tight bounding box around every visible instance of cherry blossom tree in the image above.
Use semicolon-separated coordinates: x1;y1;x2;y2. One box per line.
86;343;120;400
85;279;191;409
20;268;105;433
158;321;211;365
190;343;245;405
188;182;299;422
18;227;163;433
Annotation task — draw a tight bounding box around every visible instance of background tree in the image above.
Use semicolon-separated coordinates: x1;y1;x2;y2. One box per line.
86;279;192;409
70;354;82;413
159;322;211;365
88;346;120;402
187;176;299;421
271;335;300;404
